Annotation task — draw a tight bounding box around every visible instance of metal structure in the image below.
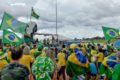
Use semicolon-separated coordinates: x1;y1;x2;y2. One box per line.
35;33;56;36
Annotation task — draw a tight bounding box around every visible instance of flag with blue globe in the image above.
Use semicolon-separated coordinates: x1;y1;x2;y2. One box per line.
2;30;22;44
102;26;119;41
107;29;118;37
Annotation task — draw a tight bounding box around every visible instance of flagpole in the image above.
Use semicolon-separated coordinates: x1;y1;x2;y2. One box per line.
30;7;32;23
56;0;58;45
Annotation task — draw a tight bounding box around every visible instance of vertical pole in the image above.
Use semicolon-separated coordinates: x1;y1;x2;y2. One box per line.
56;0;58;45
30;7;32;23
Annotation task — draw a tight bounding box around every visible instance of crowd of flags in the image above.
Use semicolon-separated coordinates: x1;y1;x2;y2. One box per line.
0;7;40;44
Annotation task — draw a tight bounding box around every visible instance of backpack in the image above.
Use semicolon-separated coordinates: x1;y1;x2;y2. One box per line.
0;62;29;80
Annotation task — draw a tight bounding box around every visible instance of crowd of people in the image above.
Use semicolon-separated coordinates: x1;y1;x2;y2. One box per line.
0;41;120;80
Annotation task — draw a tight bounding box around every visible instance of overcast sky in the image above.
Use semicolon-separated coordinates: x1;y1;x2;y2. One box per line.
0;0;120;39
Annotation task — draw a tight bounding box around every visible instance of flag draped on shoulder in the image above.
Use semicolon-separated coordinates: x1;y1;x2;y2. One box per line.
66;52;89;78
2;30;23;44
31;7;40;19
0;12;27;34
102;26;119;41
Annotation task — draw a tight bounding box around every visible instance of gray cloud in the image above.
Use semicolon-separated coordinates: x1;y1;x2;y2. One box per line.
1;0;120;39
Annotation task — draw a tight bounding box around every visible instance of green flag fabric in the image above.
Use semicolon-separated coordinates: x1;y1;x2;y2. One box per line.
66;53;89;79
112;64;120;80
102;26;119;41
66;61;86;77
2;30;23;44
31;7;40;19
0;12;27;34
32;56;54;80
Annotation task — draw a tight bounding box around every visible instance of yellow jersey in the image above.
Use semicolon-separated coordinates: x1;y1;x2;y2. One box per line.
30;49;37;57
19;55;34;72
57;52;66;67
0;59;8;70
97;52;104;62
91;50;97;56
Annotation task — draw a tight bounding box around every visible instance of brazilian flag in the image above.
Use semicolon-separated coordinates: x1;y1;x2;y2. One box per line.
102;26;119;41
31;7;40;19
2;30;23;44
0;12;27;34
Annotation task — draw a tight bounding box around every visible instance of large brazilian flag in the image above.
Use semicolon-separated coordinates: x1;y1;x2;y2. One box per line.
0;12;27;34
2;30;23;44
102;26;119;41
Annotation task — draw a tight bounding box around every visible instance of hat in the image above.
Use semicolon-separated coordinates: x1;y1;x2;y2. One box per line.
70;44;78;49
38;44;43;50
23;46;30;54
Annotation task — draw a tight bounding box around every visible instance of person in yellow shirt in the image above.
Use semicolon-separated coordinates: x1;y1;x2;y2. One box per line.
91;46;97;56
57;50;66;80
97;48;104;68
19;46;34;73
0;46;8;70
30;44;37;57
57;51;66;67
90;46;98;62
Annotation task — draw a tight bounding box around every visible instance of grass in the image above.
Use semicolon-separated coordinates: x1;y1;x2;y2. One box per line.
86;39;116;44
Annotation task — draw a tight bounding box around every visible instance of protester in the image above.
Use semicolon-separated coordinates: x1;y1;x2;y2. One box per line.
97;48;104;68
19;46;34;72
34;43;43;58
66;44;89;80
57;49;66;80
32;56;55;80
112;50;120;80
99;56;117;80
0;47;30;80
30;44;37;57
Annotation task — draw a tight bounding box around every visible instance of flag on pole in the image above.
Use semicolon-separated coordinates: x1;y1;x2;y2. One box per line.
0;12;27;34
102;26;119;41
31;7;40;19
2;30;23;44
